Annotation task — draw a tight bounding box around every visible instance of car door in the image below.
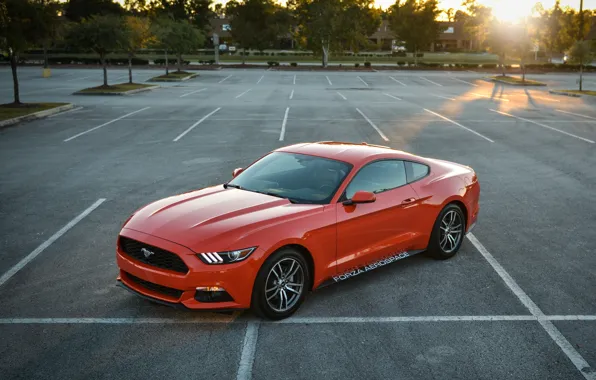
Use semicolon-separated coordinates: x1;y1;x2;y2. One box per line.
335;160;420;278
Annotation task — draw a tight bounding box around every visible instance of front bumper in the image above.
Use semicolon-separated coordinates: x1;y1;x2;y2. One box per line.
116;228;260;310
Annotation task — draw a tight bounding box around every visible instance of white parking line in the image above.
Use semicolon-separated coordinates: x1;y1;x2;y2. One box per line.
326;76;332;85
471;93;510;102
389;76;407;86
556;109;596;120
48;106;83;118
355;108;389;141
257;75;264;84
293;75;296;85
173;107;221;142
0;199;106;288
527;94;560;102
235;89;252;99
289;89;294;100
419;76;442;86
279;107;290;141
431;94;456;101
179;88;206;98
64;107;150;142
115;75;129;81
467;233;595;380
357;76;369;87
236;323;260;380
336;92;347;100
383;93;402;101
67;76;93;82
219;74;232;83
490;109;595;143
450;77;479;86
424;109;494;143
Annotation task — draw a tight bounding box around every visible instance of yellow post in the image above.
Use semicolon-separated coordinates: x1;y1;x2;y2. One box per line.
42;68;51;78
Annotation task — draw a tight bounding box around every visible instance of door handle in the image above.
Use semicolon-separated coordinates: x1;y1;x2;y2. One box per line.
401;198;416;205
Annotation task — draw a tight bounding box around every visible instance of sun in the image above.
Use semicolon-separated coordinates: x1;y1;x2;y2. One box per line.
487;0;534;23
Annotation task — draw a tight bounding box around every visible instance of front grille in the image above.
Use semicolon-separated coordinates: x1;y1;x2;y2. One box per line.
125;272;184;299
119;236;189;274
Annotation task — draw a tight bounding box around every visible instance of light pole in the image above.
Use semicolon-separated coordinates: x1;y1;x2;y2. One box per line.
578;0;584;91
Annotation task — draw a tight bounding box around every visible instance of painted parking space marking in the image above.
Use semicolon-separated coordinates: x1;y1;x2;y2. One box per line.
64;107;151;142
48;107;84;118
356;108;389;141
471;93;510;102
235;89;252;99
67;76;93;82
556;109;596;120
419;77;442;86
424;109;494;142
173;107;221;142
257;75;264;84
336;92;347;100
236;323;260;380
219;75;232;83
389;76;407;86
293;75;296;85
432;94;456;101
179;88;207;98
279;107;290;141
289;89;294;100
450;77;479;86
326;76;332;85
467;233;595;380
383;93;402;101
490;109;595;143
0;199;106;288
357;76;369;87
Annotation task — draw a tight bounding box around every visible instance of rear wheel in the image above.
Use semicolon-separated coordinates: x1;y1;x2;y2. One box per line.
427;204;465;260
251;248;310;320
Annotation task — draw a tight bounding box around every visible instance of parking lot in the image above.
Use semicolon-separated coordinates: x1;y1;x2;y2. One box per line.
1;66;595;380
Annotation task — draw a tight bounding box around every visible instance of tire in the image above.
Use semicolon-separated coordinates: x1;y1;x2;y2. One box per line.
427;204;465;260
251;248;310;320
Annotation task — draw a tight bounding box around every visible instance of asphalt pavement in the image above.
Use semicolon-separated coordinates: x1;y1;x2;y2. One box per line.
1;66;595;380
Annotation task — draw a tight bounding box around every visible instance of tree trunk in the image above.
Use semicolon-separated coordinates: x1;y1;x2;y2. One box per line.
501;53;506;76
414;46;418;66
177;53;182;72
100;55;108;87
242;48;246;65
579;62;583;91
128;52;133;84
165;50;169;75
43;45;49;69
321;40;329;68
10;52;21;104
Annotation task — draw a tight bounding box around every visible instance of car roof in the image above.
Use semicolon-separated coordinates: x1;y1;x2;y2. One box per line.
276;141;423;165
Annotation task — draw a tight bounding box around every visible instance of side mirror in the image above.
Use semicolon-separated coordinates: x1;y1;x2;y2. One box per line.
232;168;244;178
343;191;376;206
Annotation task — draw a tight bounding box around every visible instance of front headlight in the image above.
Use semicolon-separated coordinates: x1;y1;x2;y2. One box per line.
197;247;257;264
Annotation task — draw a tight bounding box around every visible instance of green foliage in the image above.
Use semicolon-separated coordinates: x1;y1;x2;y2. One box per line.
0;0;43;55
569;40;594;65
388;0;444;54
460;0;493;50
123;16;154;54
124;0;214;32
66;15;128;59
152;18;205;55
64;0;124;22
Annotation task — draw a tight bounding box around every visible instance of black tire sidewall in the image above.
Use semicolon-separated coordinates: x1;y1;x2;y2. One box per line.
428;204;465;260
251;248;310;320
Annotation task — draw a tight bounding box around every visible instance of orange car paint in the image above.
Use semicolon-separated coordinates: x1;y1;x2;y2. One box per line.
117;142;480;310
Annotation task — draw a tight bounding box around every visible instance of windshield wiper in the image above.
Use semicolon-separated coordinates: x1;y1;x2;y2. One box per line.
223;183;243;190
261;191;299;204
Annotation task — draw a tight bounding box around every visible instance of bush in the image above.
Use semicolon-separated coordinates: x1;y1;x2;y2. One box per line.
416;53;424;58
290;62;297;67
482;63;497;69
392;51;407;57
354;63;360;68
396;61;405;66
364;61;371;67
266;61;280;67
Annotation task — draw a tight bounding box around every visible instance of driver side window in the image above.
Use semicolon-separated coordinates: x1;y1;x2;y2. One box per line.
345;160;407;199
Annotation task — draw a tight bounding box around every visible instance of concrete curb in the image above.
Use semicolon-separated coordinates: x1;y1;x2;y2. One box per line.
549;90;583;98
0;103;75;129
147;73;199;82
73;85;160;96
487;77;546;86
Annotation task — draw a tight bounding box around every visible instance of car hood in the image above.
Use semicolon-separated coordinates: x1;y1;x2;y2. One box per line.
123;185;323;252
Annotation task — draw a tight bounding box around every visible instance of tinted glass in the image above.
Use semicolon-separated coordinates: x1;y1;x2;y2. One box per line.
345;160;407;199
229;152;352;204
407;162;430;183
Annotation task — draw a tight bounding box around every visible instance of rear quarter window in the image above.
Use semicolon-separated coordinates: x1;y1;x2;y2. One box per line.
405;161;430;183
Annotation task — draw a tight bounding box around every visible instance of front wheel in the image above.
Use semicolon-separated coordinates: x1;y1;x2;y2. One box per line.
251;248;310;320
427;204;465;260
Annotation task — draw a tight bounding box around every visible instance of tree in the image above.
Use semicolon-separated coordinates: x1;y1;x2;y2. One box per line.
513;22;534;82
125;0;214;32
64;0;124;22
486;20;511;76
225;0;293;63
67;15;128;87
33;0;62;71
388;0;443;65
461;0;492;51
0;0;44;104
153;18;205;72
569;40;594;91
444;8;455;22
123;16;154;83
290;0;380;67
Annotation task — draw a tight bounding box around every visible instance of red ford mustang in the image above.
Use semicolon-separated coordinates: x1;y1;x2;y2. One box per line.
116;142;480;319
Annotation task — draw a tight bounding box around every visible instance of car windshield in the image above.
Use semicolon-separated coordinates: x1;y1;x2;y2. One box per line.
228;152;352;204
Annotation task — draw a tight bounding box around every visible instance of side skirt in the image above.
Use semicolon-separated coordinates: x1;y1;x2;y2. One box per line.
315;249;426;289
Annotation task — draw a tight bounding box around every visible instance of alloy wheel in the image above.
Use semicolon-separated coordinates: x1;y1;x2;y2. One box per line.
265;258;305;313
439;210;463;253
